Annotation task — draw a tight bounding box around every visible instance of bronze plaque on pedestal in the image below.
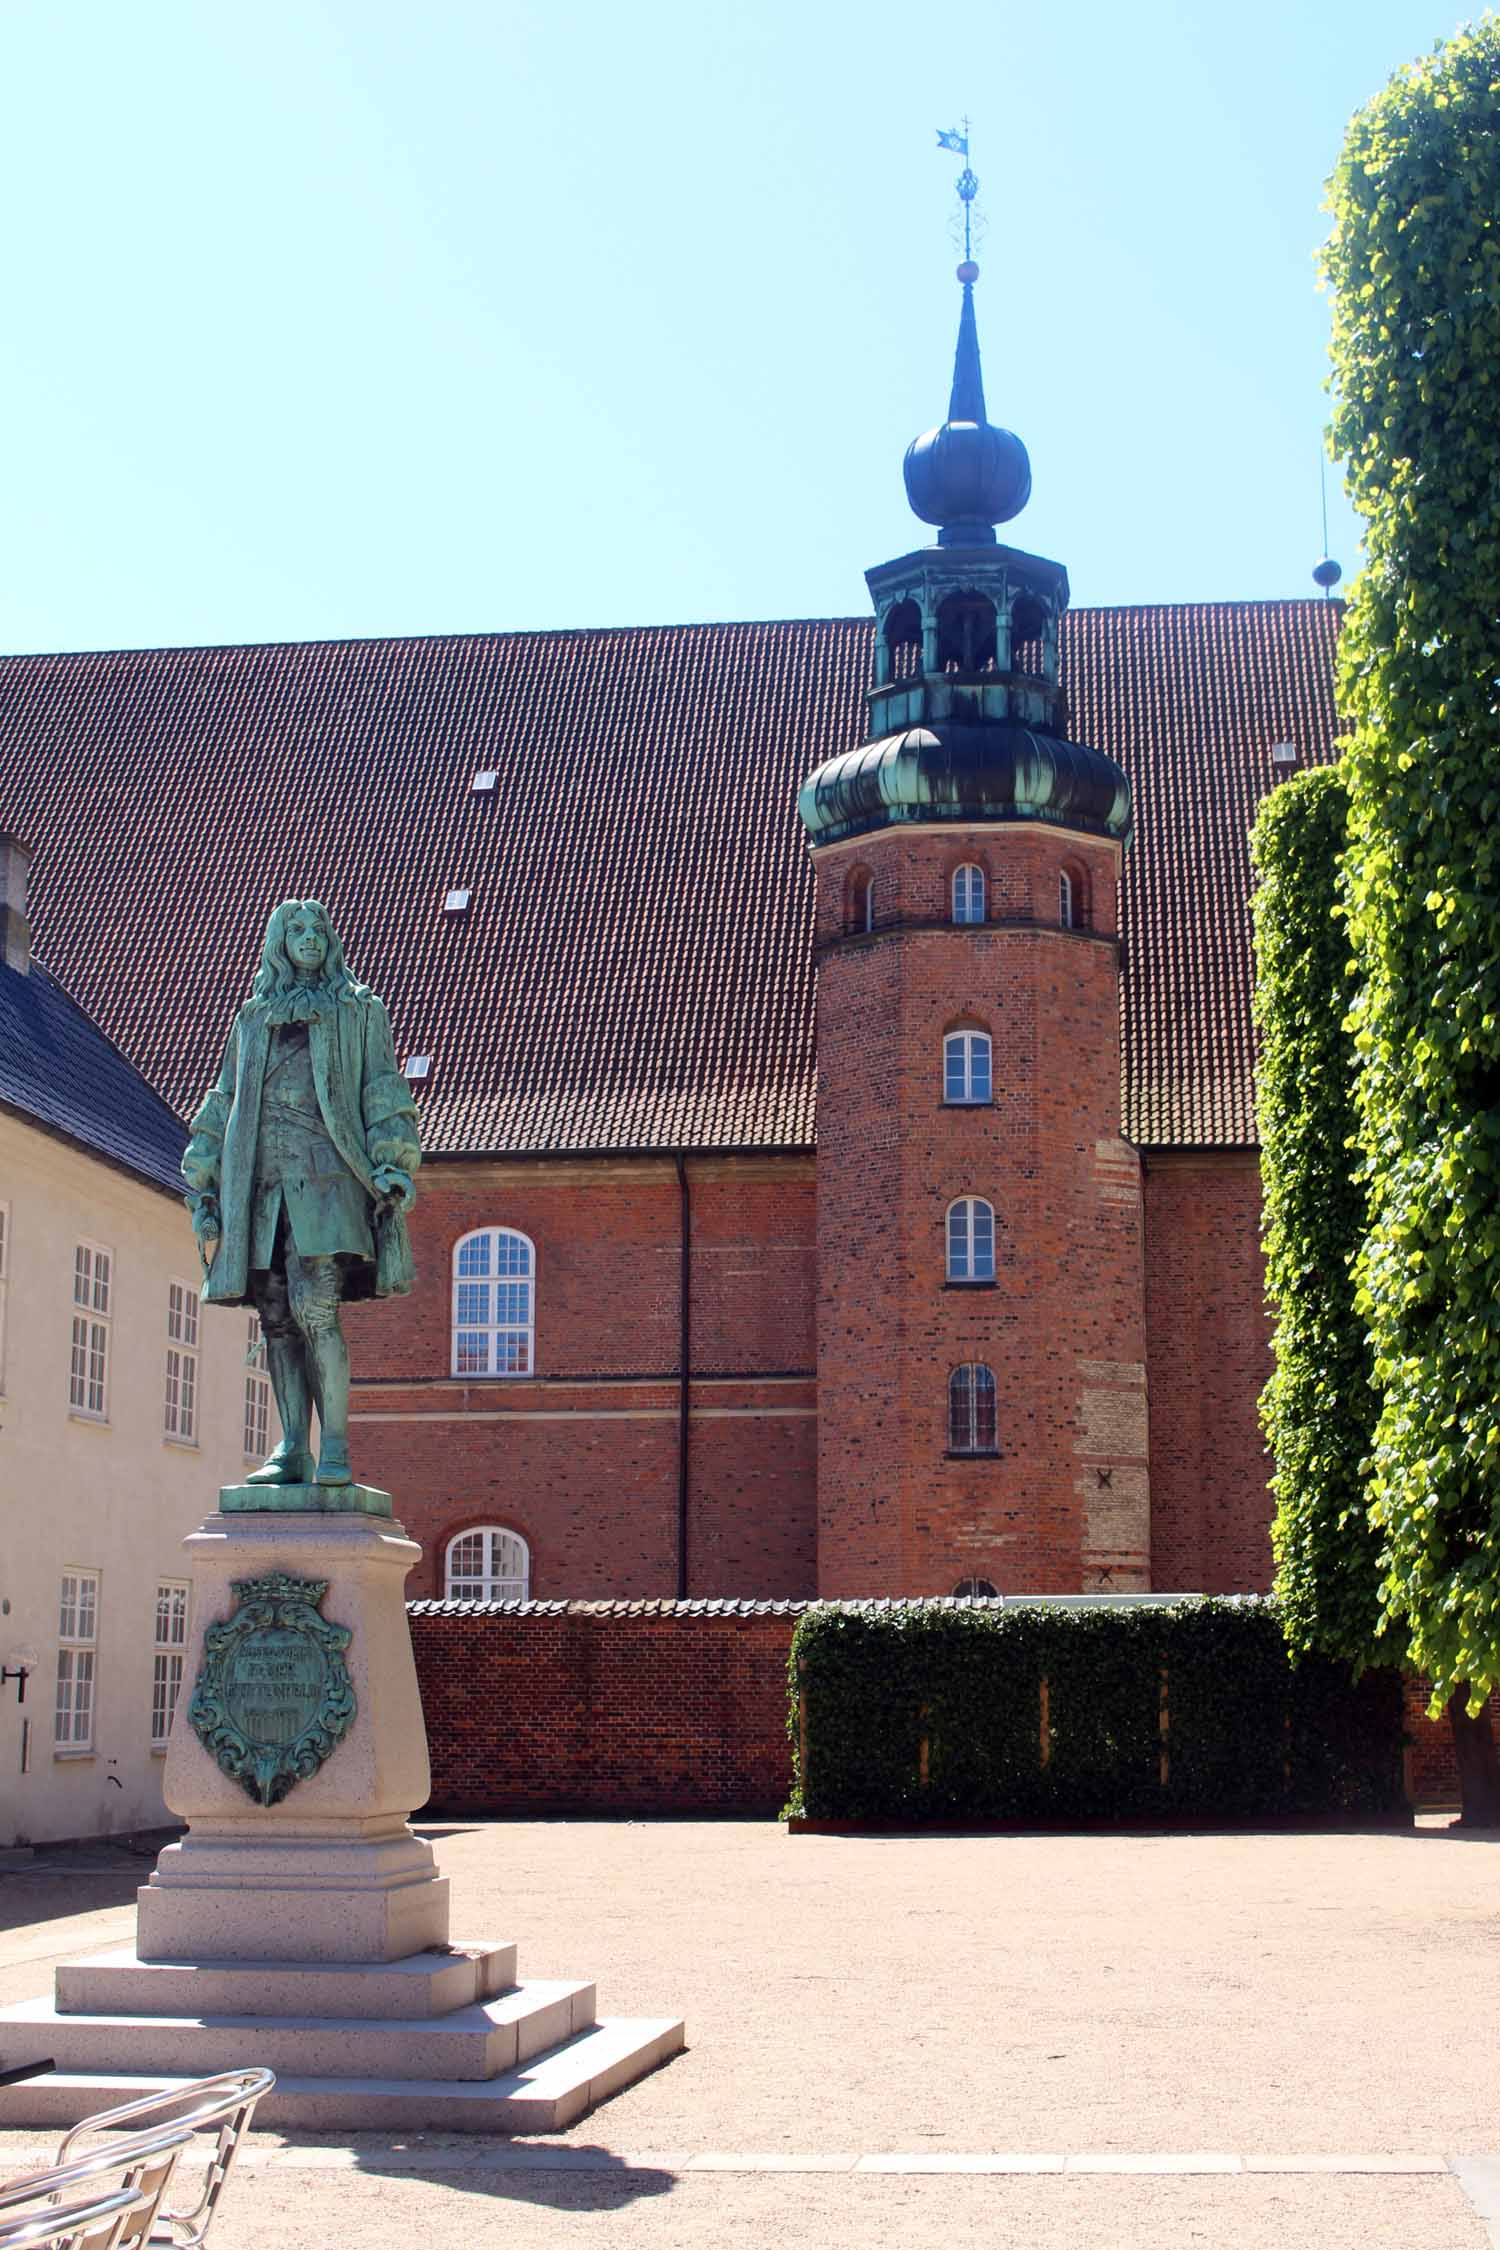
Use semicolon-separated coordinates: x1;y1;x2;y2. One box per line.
188;1571;356;1806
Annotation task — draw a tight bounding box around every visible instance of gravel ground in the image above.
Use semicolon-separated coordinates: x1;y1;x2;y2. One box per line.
2;1816;1498;2245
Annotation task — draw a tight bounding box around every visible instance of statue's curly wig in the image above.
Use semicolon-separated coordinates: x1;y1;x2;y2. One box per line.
249;899;359;1012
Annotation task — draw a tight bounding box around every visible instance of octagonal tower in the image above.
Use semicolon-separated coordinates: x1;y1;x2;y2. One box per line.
799;264;1150;1598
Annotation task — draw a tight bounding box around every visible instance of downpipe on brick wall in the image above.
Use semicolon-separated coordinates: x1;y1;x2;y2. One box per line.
675;1152;692;1599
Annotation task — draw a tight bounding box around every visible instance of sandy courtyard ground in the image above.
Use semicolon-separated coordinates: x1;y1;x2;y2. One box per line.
2;1816;1498;2245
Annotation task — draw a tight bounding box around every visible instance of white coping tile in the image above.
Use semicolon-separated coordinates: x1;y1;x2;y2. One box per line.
1067;2153;1242;2173
856;2154;1066;2174
1244;2154;1449;2174
688;2153;859;2172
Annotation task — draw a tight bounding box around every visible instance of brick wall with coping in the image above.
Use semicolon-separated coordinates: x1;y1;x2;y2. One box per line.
409;1602;1470;1817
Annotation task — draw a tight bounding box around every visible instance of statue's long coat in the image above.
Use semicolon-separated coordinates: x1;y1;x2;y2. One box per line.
183;985;420;1306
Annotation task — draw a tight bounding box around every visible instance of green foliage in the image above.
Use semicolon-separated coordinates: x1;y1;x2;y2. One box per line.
1252;765;1383;1664
1326;22;1500;1707
784;1602;1404;1825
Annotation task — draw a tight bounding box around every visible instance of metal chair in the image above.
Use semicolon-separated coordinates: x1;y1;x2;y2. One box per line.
0;2124;192;2250
54;2072;274;2248
0;2184;150;2250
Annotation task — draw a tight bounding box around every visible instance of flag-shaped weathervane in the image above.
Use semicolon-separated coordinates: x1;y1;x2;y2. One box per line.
935;120;979;259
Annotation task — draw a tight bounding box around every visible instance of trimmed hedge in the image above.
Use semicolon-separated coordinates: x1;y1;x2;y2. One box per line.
785;1600;1405;1825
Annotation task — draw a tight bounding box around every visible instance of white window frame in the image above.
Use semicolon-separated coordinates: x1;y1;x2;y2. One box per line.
1060;869;1075;929
848;870;875;934
952;863;986;925
151;1580;190;1748
946;1197;996;1283
452;1229;536;1378
244;1312;271;1461
444;1526;531;1603
69;1241;112;1419
948;1364;999;1457
943;1030;992;1105
164;1280;199;1443
55;1568;100;1749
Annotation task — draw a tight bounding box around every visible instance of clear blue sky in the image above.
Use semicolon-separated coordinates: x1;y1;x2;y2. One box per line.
0;0;1462;653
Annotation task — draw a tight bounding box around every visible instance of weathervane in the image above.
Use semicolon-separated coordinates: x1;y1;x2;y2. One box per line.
936;120;980;263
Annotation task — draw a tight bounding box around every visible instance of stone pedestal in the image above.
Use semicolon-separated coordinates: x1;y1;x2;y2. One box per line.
138;1500;450;1965
0;1490;682;2131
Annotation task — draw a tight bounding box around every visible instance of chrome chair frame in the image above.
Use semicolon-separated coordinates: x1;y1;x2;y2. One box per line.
0;2184;148;2250
54;2072;274;2248
0;2124;193;2250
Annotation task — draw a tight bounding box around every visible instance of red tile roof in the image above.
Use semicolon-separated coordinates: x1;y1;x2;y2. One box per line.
0;601;1341;1156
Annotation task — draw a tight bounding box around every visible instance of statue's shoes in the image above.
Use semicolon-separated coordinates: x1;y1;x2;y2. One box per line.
244;1448;314;1486
315;1447;353;1486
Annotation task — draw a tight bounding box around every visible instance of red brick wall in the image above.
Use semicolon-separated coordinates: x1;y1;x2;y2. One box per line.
351;1156;818;1600
812;824;1150;1598
1143;1151;1273;1592
410;1602;799;1815
1402;1678;1500;1810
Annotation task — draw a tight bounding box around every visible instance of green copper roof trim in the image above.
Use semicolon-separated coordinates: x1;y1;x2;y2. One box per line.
798;723;1132;849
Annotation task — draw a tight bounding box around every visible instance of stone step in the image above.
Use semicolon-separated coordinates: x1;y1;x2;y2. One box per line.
0;2017;686;2133
0;1978;594;2085
55;1942;518;2023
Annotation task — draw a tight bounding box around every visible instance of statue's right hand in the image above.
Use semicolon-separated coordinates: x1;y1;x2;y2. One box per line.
191;1195;221;1248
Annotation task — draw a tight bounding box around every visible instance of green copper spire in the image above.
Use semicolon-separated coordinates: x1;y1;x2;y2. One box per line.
948;274;987;426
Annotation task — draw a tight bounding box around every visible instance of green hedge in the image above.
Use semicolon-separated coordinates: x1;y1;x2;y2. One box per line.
785;1601;1405;1824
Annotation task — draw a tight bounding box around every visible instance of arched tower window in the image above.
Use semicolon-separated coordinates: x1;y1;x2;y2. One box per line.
943;1029;992;1104
948;1364;998;1455
937;591;998;675
1058;861;1089;930
885;598;923;683
952;864;986;925
452;1228;535;1377
846;866;876;935
946;1197;996;1283
1010;591;1048;674
445;1526;530;1602
953;1576;1000;1598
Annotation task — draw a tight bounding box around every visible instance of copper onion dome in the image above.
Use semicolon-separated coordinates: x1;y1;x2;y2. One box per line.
902;263;1031;544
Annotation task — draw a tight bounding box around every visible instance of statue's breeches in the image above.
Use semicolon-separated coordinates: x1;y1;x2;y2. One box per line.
251;1113;375;1269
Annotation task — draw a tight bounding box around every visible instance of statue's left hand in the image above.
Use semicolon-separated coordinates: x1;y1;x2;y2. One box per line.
372;1166;414;1208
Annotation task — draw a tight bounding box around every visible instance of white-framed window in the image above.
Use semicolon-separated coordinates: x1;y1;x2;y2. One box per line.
948;1364;998;1456
953;1577;1000;1598
452;1229;535;1377
444;1526;530;1602
55;1569;99;1748
244;1313;271;1460
164;1280;199;1442
946;1197;996;1283
151;1581;190;1747
0;1199;9;1393
952;863;986;924
69;1242;112;1418
1060;869;1075;929
943;1030;992;1105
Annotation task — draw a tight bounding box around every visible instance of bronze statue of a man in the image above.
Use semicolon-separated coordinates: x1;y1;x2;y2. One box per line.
183;901;420;1487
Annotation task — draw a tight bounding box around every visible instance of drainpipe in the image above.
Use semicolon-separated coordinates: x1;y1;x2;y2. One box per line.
674;1153;692;1598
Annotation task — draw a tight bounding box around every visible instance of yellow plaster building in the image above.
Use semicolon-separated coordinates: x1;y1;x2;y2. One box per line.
0;838;274;1847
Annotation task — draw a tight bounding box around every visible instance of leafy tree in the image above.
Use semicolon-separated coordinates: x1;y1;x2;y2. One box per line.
1327;21;1500;1818
1252;766;1383;1667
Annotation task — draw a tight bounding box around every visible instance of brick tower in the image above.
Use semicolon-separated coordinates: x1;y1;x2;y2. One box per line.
798;255;1149;1597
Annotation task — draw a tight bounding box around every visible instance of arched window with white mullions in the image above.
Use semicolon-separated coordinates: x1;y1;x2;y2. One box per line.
946;1197;996;1283
452;1228;535;1377
943;1029;992;1104
948;1363;999;1455
952;863;986;925
1059;869;1074;929
444;1526;530;1602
